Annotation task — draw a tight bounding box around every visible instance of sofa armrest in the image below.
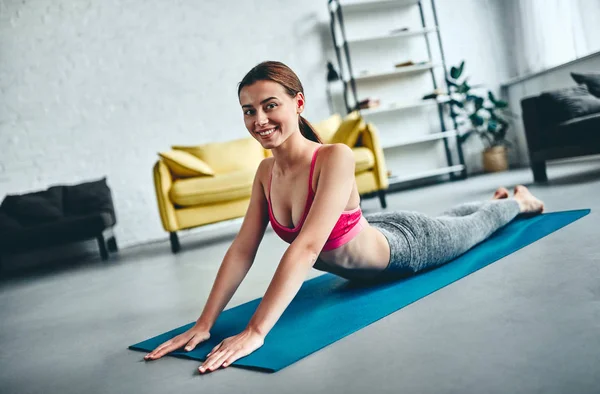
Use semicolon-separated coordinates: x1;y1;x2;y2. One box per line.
357;123;389;190
153;160;179;232
521;96;548;157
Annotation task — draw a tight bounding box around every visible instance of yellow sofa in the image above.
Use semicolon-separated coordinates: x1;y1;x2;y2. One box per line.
153;137;269;252
153;113;388;253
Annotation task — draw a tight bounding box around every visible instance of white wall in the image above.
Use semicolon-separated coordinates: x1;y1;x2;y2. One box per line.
0;0;333;248
0;0;515;250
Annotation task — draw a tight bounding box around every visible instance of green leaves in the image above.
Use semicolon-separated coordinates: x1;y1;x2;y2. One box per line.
458;129;474;143
469;113;484;126
457;80;471;94
450;61;465;79
446;60;512;149
487;119;499;132
474;96;484;111
488;91;508;108
449;99;464;108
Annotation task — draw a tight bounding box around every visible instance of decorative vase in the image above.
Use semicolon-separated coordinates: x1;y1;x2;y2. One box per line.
483;145;508;172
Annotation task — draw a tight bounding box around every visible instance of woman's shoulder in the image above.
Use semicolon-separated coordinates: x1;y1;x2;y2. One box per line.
317;143;354;167
255;156;275;186
313;144;355;191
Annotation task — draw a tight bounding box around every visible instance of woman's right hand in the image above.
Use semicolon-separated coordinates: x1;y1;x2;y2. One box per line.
144;324;211;361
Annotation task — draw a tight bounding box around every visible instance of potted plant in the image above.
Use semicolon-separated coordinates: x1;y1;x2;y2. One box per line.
445;61;513;172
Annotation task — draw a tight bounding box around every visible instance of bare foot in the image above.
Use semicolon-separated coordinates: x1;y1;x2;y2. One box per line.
492;187;510;200
513;185;545;214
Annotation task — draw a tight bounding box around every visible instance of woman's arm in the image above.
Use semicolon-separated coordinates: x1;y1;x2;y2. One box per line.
197;145;356;372
246;144;356;337
195;159;272;330
146;159;272;361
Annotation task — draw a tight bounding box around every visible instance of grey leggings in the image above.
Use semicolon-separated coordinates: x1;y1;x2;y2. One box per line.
365;199;520;280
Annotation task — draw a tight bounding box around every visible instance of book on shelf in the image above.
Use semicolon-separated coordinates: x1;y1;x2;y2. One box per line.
356;97;381;110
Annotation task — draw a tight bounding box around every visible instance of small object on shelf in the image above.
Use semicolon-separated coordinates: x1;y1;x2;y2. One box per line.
389;27;409;34
394;60;430;69
394;60;415;68
422;88;445;100
327;61;340;82
326;61;343;114
356;97;381;110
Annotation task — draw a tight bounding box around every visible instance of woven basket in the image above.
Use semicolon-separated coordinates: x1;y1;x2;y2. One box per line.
483;146;508;172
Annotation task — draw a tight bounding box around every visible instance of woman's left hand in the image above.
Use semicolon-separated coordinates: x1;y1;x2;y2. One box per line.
199;328;265;373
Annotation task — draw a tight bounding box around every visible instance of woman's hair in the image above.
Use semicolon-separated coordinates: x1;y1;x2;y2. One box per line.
238;61;322;144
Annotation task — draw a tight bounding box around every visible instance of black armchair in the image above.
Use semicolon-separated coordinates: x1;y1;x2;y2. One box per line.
0;177;118;264
521;92;600;182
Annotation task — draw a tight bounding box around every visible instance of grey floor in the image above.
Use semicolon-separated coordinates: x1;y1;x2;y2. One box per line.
1;157;599;394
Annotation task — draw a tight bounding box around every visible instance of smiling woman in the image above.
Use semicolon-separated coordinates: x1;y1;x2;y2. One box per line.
143;61;546;374
238;61;322;145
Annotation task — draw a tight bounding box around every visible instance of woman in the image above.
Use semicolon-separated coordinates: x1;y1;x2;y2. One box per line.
144;61;544;373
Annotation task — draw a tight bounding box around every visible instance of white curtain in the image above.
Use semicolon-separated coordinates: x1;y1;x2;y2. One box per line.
511;0;600;76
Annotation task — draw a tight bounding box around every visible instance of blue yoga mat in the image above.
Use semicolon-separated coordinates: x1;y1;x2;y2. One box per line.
129;209;590;372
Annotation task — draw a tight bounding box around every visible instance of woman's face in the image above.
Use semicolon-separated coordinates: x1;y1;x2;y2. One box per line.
239;80;304;149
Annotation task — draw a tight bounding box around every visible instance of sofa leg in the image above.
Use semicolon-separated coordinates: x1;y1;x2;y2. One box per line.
107;236;118;253
97;235;109;261
532;161;548;182
378;190;387;209
170;232;181;254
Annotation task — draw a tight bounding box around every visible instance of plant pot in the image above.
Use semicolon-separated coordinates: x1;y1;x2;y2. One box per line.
483;145;508;172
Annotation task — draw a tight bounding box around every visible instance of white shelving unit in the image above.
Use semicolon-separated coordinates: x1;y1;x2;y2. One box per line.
338;27;438;47
348;62;440;82
359;95;448;116
381;129;458;149
328;0;466;188
334;0;420;12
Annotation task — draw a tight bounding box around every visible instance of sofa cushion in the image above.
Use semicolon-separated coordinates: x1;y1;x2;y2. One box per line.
1;186;64;226
550;113;600;146
170;169;255;206
158;150;215;178
64;177;114;217
353;147;375;173
172;137;264;174
329;111;365;147
571;72;600;98
540;86;600;123
313;113;342;143
0;212;23;234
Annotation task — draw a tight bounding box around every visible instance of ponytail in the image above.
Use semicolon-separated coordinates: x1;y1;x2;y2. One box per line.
299;116;323;144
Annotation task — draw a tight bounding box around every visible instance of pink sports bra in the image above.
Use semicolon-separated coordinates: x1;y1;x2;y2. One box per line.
267;146;363;251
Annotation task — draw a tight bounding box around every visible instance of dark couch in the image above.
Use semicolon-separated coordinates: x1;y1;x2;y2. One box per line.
521;82;600;182
0;177;118;264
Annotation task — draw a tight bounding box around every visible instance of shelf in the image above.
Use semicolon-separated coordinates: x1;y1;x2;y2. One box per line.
345;63;439;82
388;165;465;184
359;98;445;116
339;27;438;47
334;0;420;12
382;129;457;149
